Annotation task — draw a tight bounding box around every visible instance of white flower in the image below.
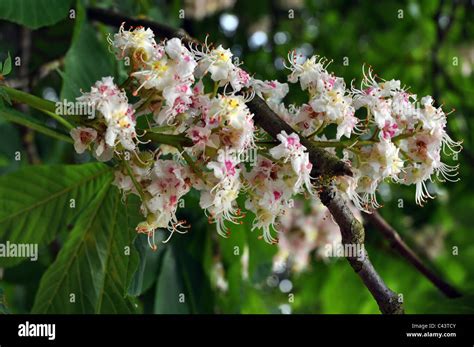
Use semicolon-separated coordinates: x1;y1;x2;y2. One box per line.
205;95;256;153
70;127;97;154
418;95;446;134
270;131;303;160
379;79;401;97
336;113;359;140
205;45;235;82
76;76;120;108
229;67;251;92
100;99;136;150
207;149;240;180
209;95;249;129
114;170;134;192
400;163;435;206
74;77;137;154
286;52;326;91
132;55;174;92
391;91;417;125
200;176;241;237
244;175;293;244
165;38;197;78
252;79;289;104
270;131;313;194
368;140;404;180
110;24;157;62
154;83;193;124
93;137;114;162
134;159;192;246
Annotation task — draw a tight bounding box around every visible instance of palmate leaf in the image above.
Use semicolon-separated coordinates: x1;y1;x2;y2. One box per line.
60;4;116;101
0;0;74;29
0;163;113;267
32;185;141;314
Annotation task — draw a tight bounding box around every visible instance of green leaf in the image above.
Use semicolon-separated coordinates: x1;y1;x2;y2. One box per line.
2;53;12;76
127;233;166;297
0;116;21;174
154;247;190;314
32;185;140;314
60;5;115;101
0;107;72;143
0;0;74;29
0;163;112;267
125;194;164;298
0;87;12;106
154;238;214;314
127;235;149;297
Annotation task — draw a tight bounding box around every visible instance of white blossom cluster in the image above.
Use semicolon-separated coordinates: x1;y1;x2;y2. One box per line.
265;53;461;211
69;25;461;249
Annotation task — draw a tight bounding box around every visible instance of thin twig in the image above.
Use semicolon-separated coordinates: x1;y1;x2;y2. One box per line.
364;211;462;298
17;27;41;164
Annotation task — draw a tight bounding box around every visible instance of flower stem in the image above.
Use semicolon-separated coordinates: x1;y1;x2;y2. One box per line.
122;157;146;202
42;110;75;130
2;86;56;112
143;132;193;148
0;108;73;144
212;81;219;98
306;121;327;139
2;86;75;130
392;132;415;142
177;145;207;183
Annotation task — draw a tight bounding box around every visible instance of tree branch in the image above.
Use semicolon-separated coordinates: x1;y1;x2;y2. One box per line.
86;7;403;314
320;188;404;313
364;211;462;298
247;96;353;178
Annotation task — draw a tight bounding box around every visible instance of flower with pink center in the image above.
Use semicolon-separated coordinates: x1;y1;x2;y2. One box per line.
207;149;240;180
70;127;97;154
225;160;236;176
273;190;282;201
270;131;314;194
381;121;399;140
228;68;251;92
